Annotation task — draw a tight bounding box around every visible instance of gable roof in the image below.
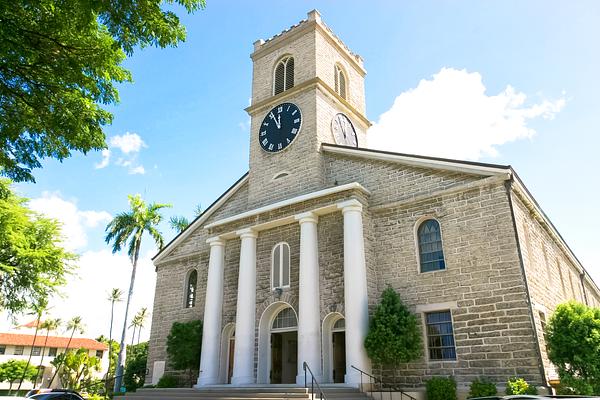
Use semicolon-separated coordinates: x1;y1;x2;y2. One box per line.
0;333;107;351
322;143;512;176
152;172;248;264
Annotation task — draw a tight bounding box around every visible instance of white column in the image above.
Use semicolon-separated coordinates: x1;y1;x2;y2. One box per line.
295;212;322;384
338;199;371;385
231;228;258;385
197;237;225;386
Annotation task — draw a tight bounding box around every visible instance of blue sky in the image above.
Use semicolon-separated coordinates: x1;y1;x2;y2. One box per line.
7;1;600;340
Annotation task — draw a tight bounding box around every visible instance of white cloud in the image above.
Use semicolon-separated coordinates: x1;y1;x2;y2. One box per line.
94;149;110;169
8;194;156;342
95;132;147;174
44;249;157;342
109;132;146;154
368;68;566;160
29;193;112;250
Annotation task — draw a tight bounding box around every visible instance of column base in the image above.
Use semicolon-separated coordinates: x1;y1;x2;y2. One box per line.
296;373;323;386
231;375;255;385
345;370;366;387
195;374;219;387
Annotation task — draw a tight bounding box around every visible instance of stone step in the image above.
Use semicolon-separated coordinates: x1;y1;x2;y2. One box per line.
122;385;368;400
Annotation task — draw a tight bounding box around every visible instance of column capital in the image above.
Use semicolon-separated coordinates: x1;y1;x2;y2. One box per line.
236;227;258;239
206;236;225;247
295;211;318;224
337;199;363;213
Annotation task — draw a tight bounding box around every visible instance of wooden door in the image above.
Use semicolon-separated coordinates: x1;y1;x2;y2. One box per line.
227;338;235;383
332;332;346;383
271;333;282;384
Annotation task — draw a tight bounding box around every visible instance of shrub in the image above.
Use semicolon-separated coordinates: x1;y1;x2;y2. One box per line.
124;342;148;392
156;374;178;388
505;377;538;395
426;376;457;400
546;302;600;395
468;377;497;398
166;320;202;387
364;287;422;366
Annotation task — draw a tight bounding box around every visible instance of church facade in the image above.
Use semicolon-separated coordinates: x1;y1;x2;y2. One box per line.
145;10;600;392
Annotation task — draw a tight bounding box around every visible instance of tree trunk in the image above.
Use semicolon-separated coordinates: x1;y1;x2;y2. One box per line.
137;326;141;345
49;326;76;387
113;239;141;393
106;300;115;395
18;316;41;391
34;328;51;387
131;326;136;346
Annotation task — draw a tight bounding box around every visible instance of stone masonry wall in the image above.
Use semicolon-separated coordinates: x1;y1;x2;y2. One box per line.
145;252;208;384
510;189;600;380
371;181;543;389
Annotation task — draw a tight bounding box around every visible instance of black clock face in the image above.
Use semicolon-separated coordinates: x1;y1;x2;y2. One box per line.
258;103;302;153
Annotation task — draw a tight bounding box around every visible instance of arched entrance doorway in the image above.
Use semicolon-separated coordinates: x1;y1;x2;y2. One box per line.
322;313;346;383
219;323;235;384
257;302;298;384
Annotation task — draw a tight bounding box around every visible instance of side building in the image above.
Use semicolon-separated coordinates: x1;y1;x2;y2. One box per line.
144;9;600;395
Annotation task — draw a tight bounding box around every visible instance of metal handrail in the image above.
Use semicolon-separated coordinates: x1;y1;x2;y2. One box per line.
350;365;416;400
303;362;327;400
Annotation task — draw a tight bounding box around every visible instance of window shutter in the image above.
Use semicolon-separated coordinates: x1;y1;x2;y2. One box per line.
274;63;285;95
285;58;294;91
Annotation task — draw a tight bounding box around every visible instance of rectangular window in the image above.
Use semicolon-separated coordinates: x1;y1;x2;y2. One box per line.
14;345;24;355
425;311;456;360
0;346;5;355
32;346;41;356
96;350;104;358
48;347;57;357
539;311;547;342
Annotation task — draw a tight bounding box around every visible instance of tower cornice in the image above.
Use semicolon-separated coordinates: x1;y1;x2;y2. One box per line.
245;77;371;129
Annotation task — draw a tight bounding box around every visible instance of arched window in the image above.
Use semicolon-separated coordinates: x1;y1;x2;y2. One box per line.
272;242;290;289
417;219;446;273
185;270;197;308
273;56;294;95
334;64;347;99
271;307;297;331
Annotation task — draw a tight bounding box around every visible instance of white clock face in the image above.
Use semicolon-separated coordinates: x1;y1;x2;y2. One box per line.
331;113;358;147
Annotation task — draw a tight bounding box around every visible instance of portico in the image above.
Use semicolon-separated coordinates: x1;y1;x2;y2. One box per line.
196;184;371;387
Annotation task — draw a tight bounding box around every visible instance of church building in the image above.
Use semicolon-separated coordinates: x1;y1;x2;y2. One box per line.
145;10;600;394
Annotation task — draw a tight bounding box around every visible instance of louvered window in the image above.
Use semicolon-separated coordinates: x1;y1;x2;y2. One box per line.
273;57;294;95
418;219;446;272
334;65;347;99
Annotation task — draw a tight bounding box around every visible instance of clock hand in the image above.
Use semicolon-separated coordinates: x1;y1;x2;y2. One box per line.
277;114;281;130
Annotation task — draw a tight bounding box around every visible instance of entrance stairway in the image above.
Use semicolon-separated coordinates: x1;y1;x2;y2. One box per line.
122;384;369;400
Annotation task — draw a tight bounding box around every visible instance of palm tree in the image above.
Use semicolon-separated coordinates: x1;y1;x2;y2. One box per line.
135;308;149;344
128;315;139;346
48;316;84;387
106;288;122;386
168;203;202;233
17;299;47;391
105;194;170;393
34;318;61;387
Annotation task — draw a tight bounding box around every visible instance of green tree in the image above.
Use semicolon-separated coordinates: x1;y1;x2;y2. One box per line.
0;0;206;182
48;316;85;387
0;178;75;314
105;194;171;392
34;317;61;387
0;359;38;394
546;301;600;395
123;342;148;392
505;377;538;395
364;287;422;369
97;336;119;377
166;320;202;387
50;348;101;390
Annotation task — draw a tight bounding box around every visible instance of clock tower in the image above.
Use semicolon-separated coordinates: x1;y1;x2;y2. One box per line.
245;10;370;207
